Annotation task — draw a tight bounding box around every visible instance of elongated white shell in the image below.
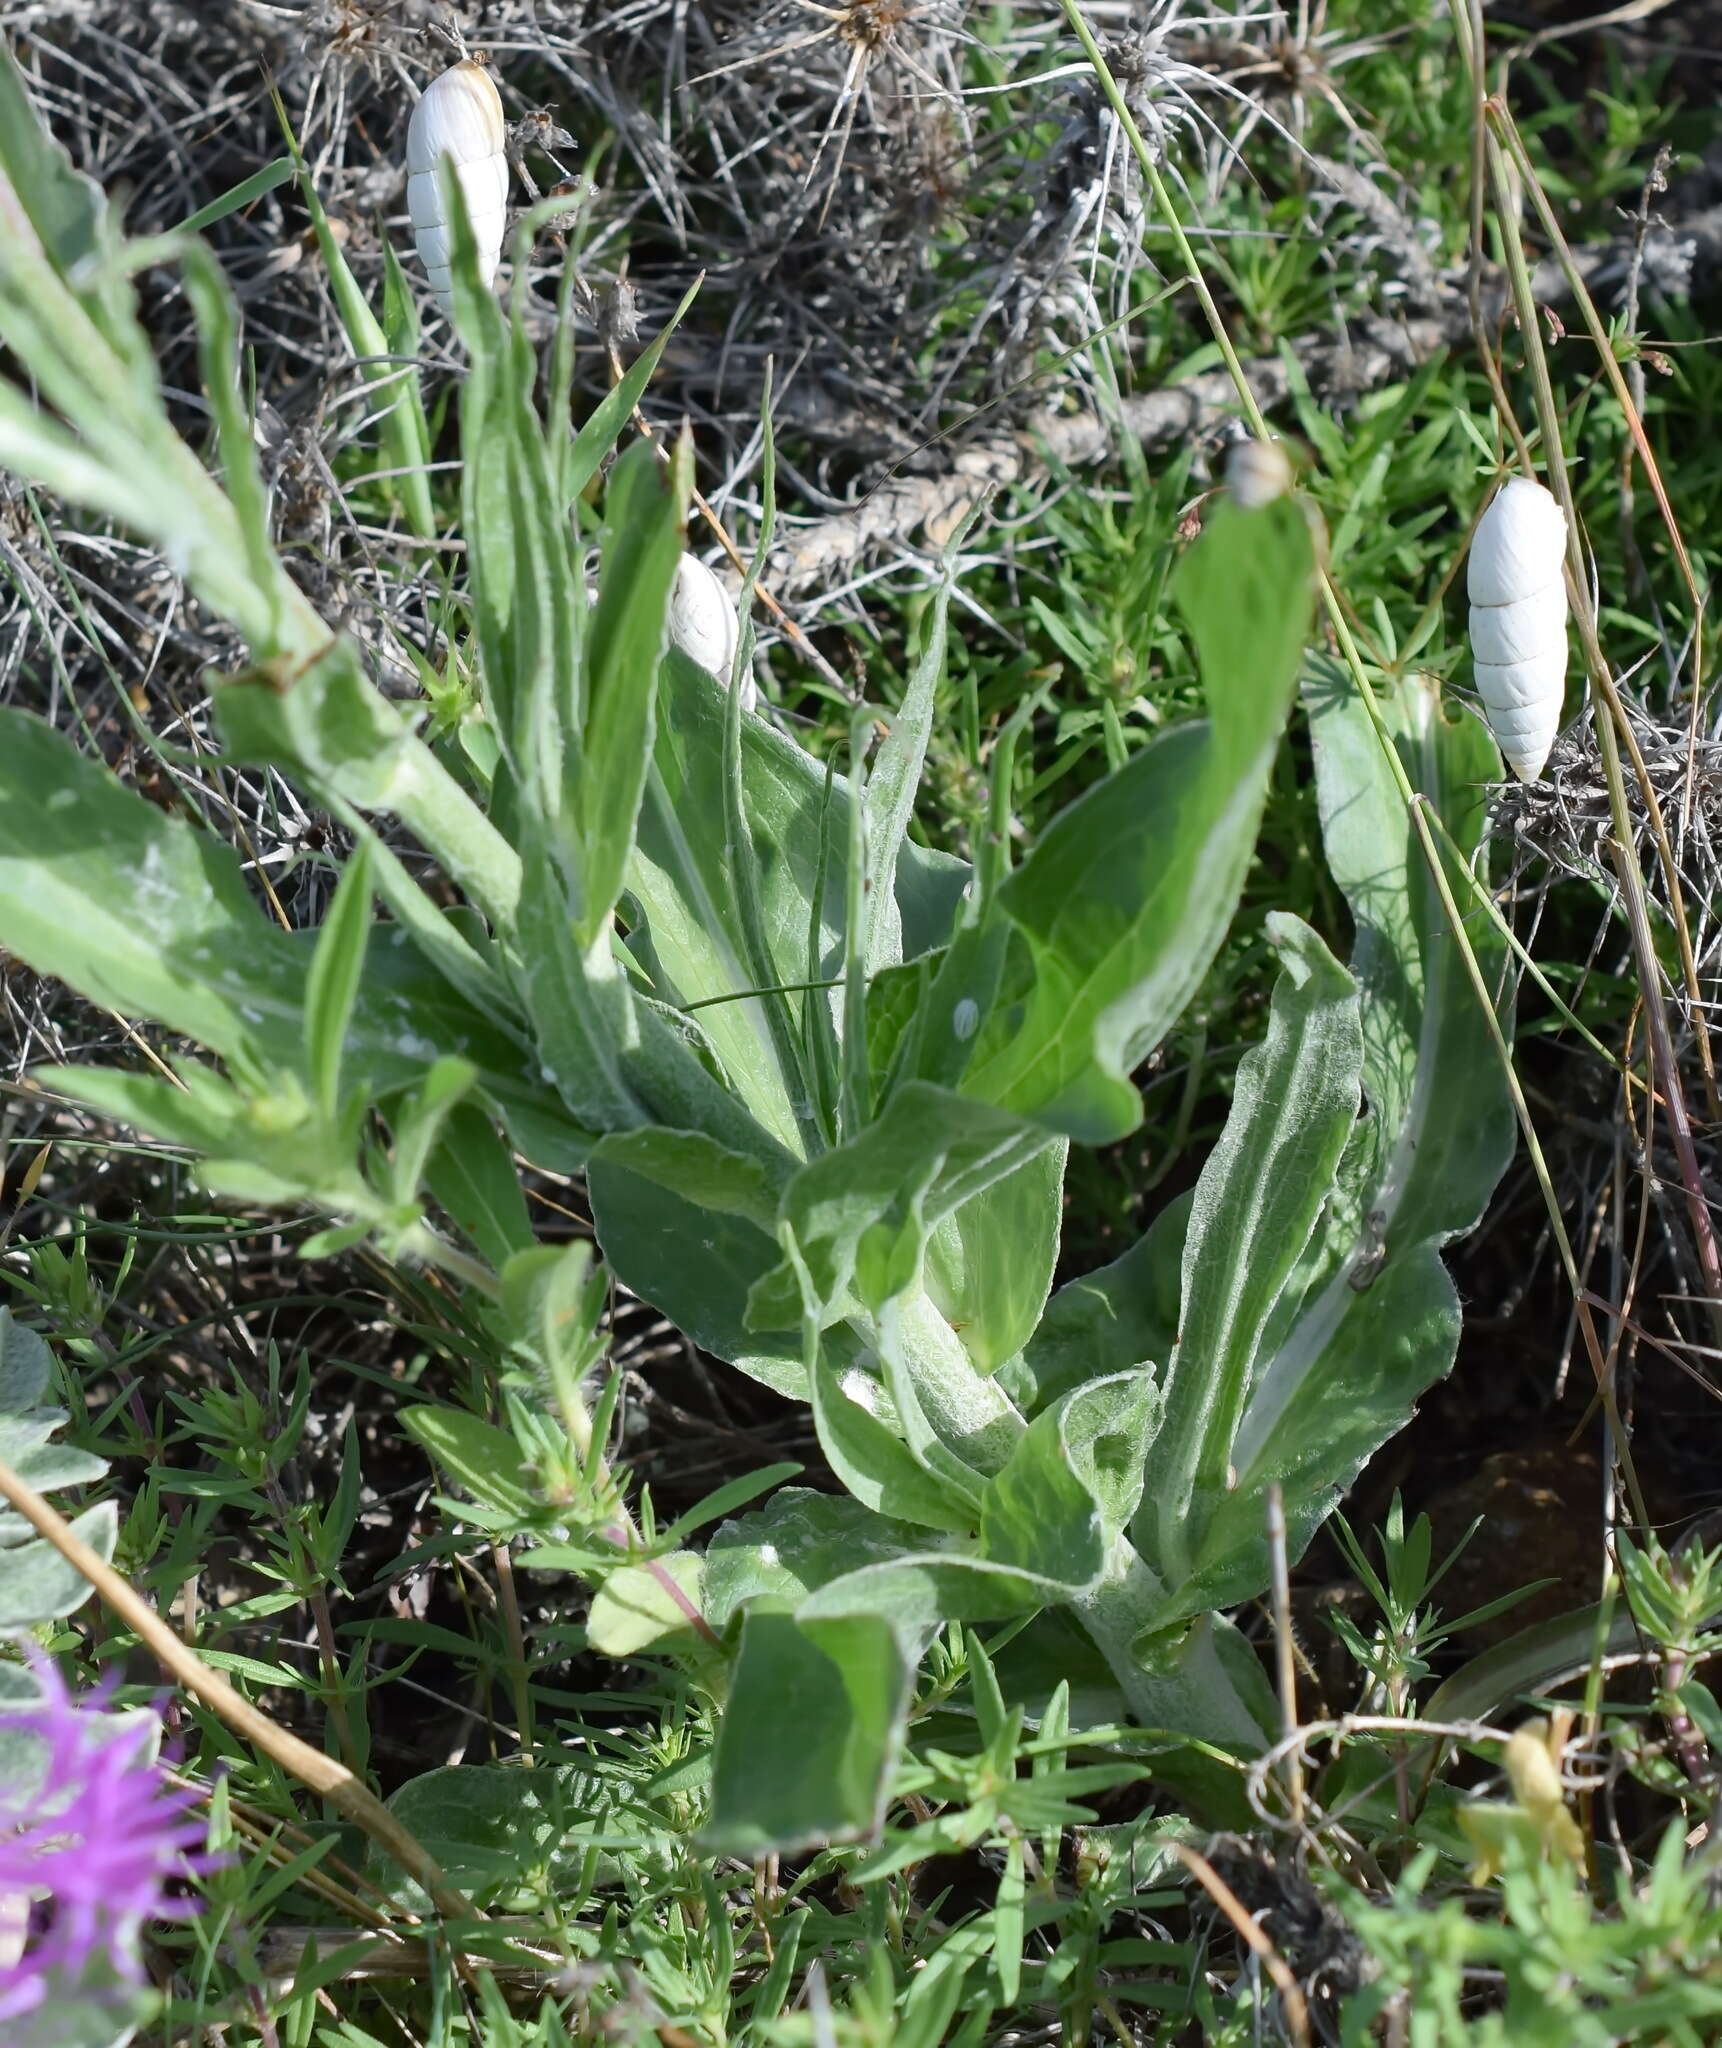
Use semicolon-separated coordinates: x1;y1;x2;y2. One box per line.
405;60;508;319
669;554;756;712
1467;477;1568;782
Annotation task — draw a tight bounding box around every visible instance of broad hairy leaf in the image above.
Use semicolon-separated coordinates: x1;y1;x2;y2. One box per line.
589;1127;776;1230
953;495;1317;1142
1055;1371;1165;1542
1161;669;1515;1616
0;1310;53;1414
808;1362;977;1536
0;1502;117;1630
978;1401;1107;1590
706;1609;908;1857
747;1081;1055;1330
702;1488;931;1629
1005;1190;1188;1416
373;1762;642;1906
584;1154;813;1399
1139;913;1362;1590
586;1553;704;1656
923;1140;1067;1376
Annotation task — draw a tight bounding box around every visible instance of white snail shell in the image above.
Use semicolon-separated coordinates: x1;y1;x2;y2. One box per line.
1466;477;1568;784
405;60;508;320
1226;436;1293;509
669;554;755;712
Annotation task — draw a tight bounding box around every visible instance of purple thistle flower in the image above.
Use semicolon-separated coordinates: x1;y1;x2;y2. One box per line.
0;1655;215;2026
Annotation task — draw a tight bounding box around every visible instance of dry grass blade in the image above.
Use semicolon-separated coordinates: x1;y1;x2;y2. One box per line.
0;1443;479;1924
1173;1840;1314;2048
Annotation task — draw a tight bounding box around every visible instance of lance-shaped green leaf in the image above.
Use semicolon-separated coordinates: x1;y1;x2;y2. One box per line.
578;438;686;945
924;1140;1067;1377
400;1406;539;1521
0;50;325;664
0;708;310;1067
1140;913;1362;1590
1006;1191;1188;1416
510;835;648;1135
564;280;701;507
216;638;522;931
1163;669;1515;1617
426;1105;535;1270
304;841;376;1125
747;1081;1053;1330
0;46;136;350
860;580;954;975
628;653;967;1150
453;191;583;833
287;118;435;538
0;709;592;1170
954;495;1317;1143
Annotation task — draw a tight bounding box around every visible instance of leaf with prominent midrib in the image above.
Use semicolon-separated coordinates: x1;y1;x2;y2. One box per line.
955;496;1317;1143
1166;669;1516;1615
1140;914;1362;1589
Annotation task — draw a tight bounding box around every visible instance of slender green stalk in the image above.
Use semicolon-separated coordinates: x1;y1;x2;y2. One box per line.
1476;117;1722;1347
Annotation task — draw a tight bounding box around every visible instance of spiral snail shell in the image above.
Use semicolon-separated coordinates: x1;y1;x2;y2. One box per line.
1466;476;1569;784
669;554;756;713
405;60;509;320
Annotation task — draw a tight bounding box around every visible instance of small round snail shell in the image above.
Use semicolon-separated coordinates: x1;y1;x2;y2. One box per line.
669;554;756;713
1225;437;1293;510
1466;476;1568;784
405;60;509;320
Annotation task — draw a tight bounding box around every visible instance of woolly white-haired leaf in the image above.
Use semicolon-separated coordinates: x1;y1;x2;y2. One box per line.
1467;476;1568;783
405;60;508;319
